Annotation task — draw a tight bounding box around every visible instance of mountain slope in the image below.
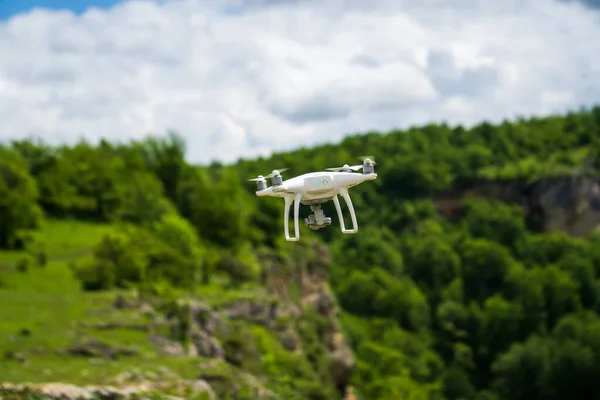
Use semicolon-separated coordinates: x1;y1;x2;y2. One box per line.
1;105;600;399
232;105;600;400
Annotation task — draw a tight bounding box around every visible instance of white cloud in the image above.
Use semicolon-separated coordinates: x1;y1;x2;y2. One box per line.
0;0;599;164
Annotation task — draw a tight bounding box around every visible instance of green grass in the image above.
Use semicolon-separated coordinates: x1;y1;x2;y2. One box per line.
0;219;114;351
0;354;205;385
0;291;109;351
0;219;211;386
191;282;276;307
0;218;111;277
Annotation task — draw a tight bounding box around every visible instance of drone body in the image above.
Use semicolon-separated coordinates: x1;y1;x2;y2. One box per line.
249;157;377;241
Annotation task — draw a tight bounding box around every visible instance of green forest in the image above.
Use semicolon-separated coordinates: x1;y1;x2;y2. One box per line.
2;105;600;400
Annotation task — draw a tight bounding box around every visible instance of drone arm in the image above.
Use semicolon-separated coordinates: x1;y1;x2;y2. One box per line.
332;187;358;234
283;193;302;241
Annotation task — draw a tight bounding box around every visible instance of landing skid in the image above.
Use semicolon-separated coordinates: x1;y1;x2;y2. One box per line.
283;188;358;241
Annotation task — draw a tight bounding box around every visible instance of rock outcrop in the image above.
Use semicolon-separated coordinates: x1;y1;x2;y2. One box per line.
261;240;356;396
435;174;600;237
0;379;217;400
0;380;218;400
527;175;600;236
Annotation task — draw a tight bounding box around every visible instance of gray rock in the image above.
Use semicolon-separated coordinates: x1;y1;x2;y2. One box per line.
191;329;225;359
329;346;356;392
304;289;337;316
0;379;217;400
66;337;139;360
148;335;186;356
189;379;218;400
203;311;228;335
279;327;300;351
223;298;278;326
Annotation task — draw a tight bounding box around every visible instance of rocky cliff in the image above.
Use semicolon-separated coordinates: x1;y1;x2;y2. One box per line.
434;175;600;237
0;241;355;400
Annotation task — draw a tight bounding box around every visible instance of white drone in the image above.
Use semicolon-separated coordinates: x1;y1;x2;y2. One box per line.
248;156;377;241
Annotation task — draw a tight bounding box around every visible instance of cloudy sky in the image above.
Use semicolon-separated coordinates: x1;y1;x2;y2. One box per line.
0;0;599;164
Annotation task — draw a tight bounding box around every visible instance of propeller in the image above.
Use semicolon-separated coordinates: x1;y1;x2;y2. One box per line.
358;155;376;165
326;156;377;172
264;168;289;178
325;163;363;172
247;175;266;182
247;168;289;181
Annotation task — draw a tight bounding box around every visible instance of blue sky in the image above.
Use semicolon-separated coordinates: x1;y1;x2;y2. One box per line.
0;0;121;19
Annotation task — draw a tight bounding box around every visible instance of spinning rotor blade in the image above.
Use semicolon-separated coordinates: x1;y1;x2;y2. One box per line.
264;168;289;178
358;155;376;165
247;167;289;182
325;164;363;172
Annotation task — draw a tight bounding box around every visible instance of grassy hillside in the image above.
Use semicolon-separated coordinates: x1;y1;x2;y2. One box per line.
0;220;185;383
0;220;344;399
2;105;600;399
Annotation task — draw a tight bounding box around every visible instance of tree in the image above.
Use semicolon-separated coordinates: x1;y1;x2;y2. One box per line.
0;146;44;249
521;231;589;268
177;167;253;249
116;170;176;225
458;238;514;303
458;198;527;252
403;235;461;302
332;225;403;282
531;265;580;330
491;335;552;400
134;132;187;203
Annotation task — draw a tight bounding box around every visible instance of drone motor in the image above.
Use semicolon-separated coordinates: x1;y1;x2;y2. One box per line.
272;176;282;186
360;156;376;175
256;176;267;191
248;175;268;191
269;168;289;186
363;161;374;175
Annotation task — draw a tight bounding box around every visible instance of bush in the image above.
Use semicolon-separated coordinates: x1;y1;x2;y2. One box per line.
71;228;148;291
70;258;116;291
35;248;47;267
15;255;35;273
217;250;260;287
71;219;206;291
